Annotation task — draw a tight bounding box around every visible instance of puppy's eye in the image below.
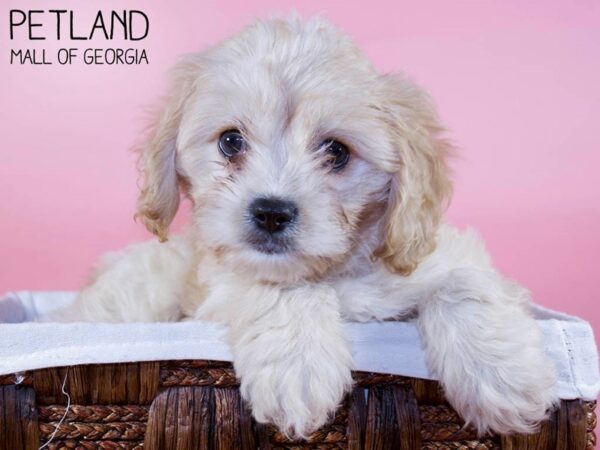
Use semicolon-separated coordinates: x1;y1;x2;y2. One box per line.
218;129;246;158
321;139;350;170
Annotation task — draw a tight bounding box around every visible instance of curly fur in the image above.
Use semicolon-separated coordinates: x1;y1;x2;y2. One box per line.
53;16;557;438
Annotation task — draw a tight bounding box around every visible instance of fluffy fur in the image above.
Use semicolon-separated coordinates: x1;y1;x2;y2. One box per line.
54;17;557;438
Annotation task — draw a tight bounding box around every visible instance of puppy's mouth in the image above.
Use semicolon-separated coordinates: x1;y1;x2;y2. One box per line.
245;233;295;255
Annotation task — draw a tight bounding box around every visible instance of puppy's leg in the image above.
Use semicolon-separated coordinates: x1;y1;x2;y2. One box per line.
418;268;557;435
228;284;353;438
44;235;194;322
337;227;557;435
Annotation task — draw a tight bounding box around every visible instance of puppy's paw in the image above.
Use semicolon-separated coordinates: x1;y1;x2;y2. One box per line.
239;350;353;438
420;268;559;436
229;284;353;438
443;353;558;435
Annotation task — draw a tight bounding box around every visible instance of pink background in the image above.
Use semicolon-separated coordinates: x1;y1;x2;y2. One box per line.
1;1;598;347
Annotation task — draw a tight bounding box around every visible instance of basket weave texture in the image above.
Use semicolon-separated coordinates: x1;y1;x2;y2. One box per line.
0;360;596;450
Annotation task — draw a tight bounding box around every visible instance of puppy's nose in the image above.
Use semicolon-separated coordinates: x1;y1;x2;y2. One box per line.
250;197;298;233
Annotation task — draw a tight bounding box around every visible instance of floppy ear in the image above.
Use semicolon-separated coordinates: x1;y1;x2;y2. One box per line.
136;55;202;241
373;74;453;275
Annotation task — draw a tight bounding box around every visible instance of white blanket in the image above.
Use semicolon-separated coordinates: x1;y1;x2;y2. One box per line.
0;291;598;400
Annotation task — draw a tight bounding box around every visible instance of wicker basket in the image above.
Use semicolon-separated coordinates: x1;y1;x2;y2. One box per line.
0;360;595;450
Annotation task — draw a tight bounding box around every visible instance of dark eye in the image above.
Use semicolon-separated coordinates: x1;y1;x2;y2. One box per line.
218;129;246;158
321;139;350;170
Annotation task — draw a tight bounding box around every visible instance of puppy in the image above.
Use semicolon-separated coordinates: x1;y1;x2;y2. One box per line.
58;17;557;438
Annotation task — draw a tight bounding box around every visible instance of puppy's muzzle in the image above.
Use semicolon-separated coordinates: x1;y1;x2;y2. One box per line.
250;197;297;233
246;197;298;254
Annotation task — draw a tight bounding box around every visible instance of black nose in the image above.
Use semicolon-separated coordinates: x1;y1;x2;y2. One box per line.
250;197;298;233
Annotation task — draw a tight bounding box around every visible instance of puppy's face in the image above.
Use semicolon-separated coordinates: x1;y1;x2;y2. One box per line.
138;18;452;283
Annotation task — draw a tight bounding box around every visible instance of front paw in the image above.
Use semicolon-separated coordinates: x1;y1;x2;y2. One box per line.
228;284;353;438
238;350;353;438
442;354;558;435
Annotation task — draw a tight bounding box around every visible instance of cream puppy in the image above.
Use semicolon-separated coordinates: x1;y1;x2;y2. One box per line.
59;17;557;438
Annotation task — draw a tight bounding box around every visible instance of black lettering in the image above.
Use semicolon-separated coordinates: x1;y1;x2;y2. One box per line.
110;10;128;40
28;10;45;40
10;48;22;63
89;11;109;39
129;10;148;41
49;10;67;40
69;10;87;40
9;10;26;40
139;48;148;64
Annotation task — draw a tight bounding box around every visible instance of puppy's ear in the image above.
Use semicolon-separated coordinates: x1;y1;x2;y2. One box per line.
373;75;453;275
136;55;202;241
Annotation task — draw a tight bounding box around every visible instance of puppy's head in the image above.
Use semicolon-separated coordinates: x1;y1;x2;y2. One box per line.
137;17;451;283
